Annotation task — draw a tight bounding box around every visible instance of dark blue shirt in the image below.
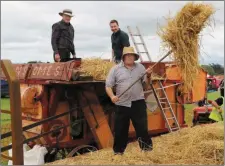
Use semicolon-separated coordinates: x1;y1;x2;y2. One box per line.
111;29;130;61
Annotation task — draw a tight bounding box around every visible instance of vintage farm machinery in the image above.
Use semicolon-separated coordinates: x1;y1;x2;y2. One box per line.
0;58;207;163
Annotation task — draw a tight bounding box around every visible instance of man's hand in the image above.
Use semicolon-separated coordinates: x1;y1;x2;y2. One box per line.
111;95;119;103
218;107;222;113
72;54;76;59
55;53;60;62
146;67;152;75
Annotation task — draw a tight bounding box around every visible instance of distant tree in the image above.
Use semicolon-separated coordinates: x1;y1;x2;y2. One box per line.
209;63;224;75
27;61;43;64
201;65;215;76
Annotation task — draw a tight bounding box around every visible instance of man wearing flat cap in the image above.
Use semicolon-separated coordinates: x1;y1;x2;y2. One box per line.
51;9;76;62
105;47;153;155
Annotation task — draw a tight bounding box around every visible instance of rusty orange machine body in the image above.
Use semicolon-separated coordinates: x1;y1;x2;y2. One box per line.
1;60;207;156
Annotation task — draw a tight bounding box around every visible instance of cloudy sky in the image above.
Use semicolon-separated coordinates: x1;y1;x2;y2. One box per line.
1;1;224;65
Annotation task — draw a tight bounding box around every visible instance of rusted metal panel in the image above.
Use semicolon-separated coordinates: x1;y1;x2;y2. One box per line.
27;63;66;80
141;62;167;76
1;64;31;80
1;60;24;165
1;61;80;82
77;90;113;149
27;61;77;81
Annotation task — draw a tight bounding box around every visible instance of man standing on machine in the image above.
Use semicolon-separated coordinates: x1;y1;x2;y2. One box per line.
51;9;76;62
110;20;130;64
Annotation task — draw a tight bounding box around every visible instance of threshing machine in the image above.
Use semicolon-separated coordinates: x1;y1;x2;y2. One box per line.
1;58;207;162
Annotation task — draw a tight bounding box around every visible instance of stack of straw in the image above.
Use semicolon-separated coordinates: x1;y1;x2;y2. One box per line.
79;58;115;80
48;122;224;165
80;58;164;81
158;2;215;92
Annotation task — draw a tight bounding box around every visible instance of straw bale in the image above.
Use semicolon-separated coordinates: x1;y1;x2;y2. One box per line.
47;122;224;165
79;58;115;80
158;2;215;92
80;58;165;81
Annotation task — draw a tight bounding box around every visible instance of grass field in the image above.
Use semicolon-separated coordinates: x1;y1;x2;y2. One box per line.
1;98;10;124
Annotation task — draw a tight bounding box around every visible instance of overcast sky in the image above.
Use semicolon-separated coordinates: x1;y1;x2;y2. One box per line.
1;1;224;65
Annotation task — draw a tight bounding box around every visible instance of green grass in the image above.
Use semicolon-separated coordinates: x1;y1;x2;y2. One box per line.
1;98;11;124
1;98;11;165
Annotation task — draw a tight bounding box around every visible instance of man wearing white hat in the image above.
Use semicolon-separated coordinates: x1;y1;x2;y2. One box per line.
51;9;76;62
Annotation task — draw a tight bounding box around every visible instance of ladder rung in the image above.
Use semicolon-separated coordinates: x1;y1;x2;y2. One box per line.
167;117;175;120
131;34;141;36
134;43;144;45
171;127;180;131
159;98;166;100
162;107;170;110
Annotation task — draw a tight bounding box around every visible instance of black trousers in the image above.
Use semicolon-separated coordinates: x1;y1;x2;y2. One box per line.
113;99;153;153
53;48;71;62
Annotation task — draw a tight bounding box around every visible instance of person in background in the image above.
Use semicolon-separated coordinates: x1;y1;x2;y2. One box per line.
105;46;153;155
51;9;76;62
110;20;130;64
209;79;224;122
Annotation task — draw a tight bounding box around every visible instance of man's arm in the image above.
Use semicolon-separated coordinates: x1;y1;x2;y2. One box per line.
105;67;119;103
208;97;223;112
111;49;114;62
143;74;151;90
51;23;60;55
140;64;152;90
121;33;130;47
111;34;114;61
71;27;76;57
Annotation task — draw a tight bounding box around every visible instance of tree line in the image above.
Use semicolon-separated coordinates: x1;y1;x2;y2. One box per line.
201;63;224;76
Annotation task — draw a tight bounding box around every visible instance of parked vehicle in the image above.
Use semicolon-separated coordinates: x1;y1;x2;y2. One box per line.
207;75;222;92
1;79;9;97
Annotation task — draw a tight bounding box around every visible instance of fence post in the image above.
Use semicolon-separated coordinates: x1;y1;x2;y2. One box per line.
1;60;24;165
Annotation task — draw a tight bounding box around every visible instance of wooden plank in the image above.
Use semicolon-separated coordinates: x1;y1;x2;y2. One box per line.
1;110;11;114
77;90;113;149
1;153;13;160
1;60;24;165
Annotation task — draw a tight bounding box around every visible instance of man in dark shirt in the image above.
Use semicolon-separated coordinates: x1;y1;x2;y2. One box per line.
110;20;130;64
51;9;76;62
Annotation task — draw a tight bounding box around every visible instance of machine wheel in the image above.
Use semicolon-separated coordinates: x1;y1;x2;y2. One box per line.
66;145;98;158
